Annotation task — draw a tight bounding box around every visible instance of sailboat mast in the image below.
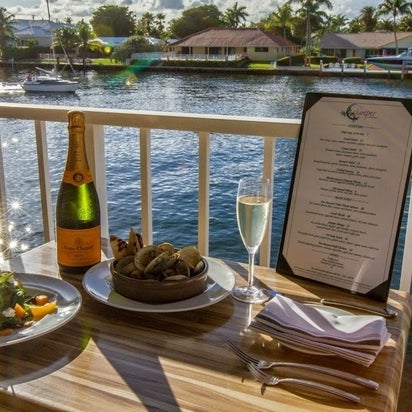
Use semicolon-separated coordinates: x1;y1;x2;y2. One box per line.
46;0;51;21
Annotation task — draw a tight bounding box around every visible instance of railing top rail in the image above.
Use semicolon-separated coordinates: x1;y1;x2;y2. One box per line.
0;103;301;137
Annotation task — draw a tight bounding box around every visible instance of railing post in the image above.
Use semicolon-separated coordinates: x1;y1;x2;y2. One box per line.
260;136;277;267
401;194;412;292
86;123;109;240
140;128;153;246
0;135;11;262
198;132;210;256
34;119;54;242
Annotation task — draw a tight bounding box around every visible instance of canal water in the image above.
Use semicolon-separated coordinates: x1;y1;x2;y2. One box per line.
0;68;411;291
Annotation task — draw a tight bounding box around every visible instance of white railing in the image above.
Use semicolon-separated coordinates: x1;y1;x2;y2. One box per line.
0;102;411;293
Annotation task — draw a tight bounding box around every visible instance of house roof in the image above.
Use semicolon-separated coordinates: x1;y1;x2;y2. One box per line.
12;19;68;38
321;32;412;50
170;28;297;48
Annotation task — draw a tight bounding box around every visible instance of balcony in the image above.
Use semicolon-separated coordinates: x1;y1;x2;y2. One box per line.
0;102;411;293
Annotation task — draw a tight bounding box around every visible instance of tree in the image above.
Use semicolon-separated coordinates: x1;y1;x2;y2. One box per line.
53;25;79;66
398;13;412;30
377;0;412;53
273;4;295;38
111;35;161;63
90;5;136;37
136;12;167;38
0;7;15;58
169;5;224;38
76;19;97;72
323;13;349;34
223;2;249;28
358;6;378;32
287;0;333;64
260;4;295;39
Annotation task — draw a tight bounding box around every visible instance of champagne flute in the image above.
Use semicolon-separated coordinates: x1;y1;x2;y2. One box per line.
232;176;272;304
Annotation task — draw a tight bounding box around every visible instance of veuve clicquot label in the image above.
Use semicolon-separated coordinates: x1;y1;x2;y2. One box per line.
62;169;94;186
56;226;101;267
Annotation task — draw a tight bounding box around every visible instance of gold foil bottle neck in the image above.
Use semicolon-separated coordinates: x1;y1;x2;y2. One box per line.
68;110;85;129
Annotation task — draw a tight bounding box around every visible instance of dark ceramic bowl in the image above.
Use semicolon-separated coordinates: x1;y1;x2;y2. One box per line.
110;258;209;303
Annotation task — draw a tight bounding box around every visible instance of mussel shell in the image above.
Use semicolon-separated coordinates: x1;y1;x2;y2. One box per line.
115;255;136;276
178;246;202;269
144;251;179;275
134;245;162;271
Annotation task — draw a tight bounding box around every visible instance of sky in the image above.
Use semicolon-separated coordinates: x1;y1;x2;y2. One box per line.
3;0;384;24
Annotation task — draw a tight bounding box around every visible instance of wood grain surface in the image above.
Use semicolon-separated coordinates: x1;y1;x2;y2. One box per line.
1;240;411;412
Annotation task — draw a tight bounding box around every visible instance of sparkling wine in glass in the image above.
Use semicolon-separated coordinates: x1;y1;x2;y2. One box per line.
232;177;272;304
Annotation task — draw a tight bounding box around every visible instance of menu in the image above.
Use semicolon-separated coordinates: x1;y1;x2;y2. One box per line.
277;93;412;301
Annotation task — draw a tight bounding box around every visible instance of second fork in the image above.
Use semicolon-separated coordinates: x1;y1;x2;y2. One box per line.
225;340;379;390
247;363;361;403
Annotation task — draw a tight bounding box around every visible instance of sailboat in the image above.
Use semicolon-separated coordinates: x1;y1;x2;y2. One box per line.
21;1;79;93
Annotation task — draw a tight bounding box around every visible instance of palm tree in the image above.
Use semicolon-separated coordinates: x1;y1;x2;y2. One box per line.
76;19;96;73
223;2;249;28
322;13;348;34
266;4;295;39
287;0;333;64
377;0;412;53
0;7;16;58
287;0;332;64
398;13;412;30
137;12;155;37
358;6;378;32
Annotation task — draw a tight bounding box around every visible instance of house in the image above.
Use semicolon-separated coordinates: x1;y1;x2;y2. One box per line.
168;28;299;62
320;32;412;59
11;19;71;48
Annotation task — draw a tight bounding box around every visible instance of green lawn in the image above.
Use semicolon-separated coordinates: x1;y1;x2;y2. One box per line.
248;62;274;69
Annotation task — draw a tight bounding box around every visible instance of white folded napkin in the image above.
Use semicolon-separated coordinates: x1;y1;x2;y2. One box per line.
250;295;391;366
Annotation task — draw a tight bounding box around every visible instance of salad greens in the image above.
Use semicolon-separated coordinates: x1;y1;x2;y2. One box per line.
0;271;32;330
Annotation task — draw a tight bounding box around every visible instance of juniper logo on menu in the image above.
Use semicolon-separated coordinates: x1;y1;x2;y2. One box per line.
341;103;378;122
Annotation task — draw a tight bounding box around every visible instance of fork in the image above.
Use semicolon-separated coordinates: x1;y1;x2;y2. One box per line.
225;340;379;390
247;363;360;403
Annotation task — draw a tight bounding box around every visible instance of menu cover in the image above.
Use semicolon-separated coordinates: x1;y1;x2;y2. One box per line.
277;93;412;301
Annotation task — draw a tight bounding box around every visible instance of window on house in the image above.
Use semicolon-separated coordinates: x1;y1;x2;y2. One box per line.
209;47;221;55
255;47;269;52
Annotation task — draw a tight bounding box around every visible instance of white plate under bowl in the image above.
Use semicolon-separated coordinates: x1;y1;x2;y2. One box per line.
0;273;82;347
82;257;236;313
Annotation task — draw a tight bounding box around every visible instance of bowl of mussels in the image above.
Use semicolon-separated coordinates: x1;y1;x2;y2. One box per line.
109;228;209;303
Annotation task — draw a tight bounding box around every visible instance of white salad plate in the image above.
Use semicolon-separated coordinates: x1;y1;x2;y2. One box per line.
82;257;236;313
0;273;82;347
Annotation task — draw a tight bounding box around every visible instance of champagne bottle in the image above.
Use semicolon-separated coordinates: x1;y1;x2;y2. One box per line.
56;110;101;274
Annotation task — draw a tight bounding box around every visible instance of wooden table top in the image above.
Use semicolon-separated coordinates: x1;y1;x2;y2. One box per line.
1;240;411;412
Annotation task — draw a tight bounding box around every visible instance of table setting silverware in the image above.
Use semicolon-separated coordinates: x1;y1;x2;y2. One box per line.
247;363;361;403
225;341;379;390
319;298;398;319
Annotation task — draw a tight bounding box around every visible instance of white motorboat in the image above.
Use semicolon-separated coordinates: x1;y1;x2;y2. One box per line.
367;48;412;71
21;67;78;93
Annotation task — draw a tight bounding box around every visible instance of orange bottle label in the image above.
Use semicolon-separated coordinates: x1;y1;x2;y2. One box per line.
57;226;101;267
62;169;94;186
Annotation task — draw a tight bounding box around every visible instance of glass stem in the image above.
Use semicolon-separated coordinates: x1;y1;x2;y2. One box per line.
248;251;255;288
